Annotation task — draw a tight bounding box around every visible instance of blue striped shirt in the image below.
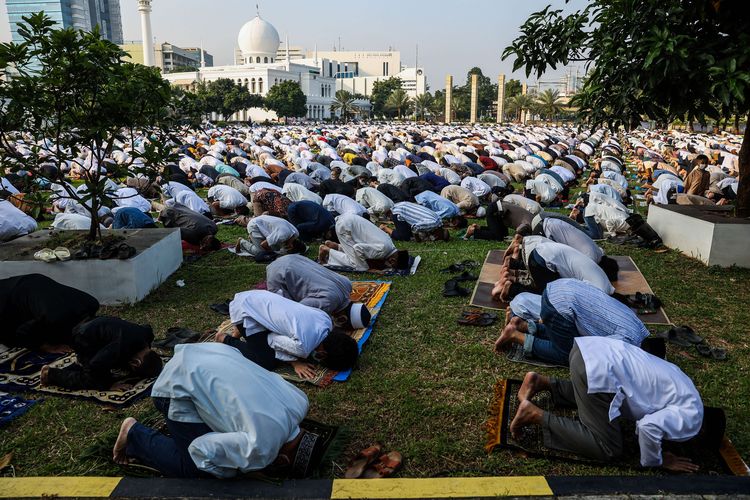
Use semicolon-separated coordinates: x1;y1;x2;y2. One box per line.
545;279;648;346
392;202;443;232
414;191;460;219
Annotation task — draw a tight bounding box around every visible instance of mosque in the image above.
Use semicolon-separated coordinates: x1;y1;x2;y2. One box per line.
158;10;426;122
163;14;340;121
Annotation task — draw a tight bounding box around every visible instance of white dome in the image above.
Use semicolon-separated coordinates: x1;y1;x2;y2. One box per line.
237;16;280;61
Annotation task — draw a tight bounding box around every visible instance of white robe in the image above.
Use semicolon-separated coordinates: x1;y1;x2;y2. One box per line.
327;214;396;271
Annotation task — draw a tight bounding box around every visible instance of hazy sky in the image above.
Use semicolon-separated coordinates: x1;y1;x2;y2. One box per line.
1;0;588;88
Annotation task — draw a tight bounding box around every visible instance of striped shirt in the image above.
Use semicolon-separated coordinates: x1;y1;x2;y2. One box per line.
545;279;648;347
392;202;443;232
414;191;459;219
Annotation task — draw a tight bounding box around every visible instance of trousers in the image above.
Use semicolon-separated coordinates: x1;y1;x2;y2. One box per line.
222;331;279;371
543;344;623;461
125;397;212;478
524;290;577;365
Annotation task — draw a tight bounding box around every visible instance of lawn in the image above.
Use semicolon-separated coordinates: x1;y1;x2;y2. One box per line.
1;221;749;478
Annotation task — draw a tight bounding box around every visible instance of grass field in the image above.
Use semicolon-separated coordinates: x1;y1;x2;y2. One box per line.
1;219;749;478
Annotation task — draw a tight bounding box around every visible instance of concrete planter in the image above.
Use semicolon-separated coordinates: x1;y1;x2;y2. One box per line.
0;228;182;305
647;204;750;268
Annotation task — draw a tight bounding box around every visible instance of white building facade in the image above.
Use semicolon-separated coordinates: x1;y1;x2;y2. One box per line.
163;15;337;121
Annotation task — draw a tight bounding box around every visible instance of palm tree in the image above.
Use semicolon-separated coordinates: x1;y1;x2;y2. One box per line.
535;89;564;122
385;89;413;119
330;90;359;121
505;94;536;122
413;93;434;121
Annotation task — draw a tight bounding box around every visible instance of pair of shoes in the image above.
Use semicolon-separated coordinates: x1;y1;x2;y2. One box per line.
100;242;136;260
443;279;469;297
153;327;201;349
344;443;402;479
457;308;497;326
452;271;478;282
439;259;480;273
34;247;71;262
209;300;231;316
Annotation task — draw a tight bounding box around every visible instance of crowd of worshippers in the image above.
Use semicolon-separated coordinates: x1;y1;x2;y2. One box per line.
3;124;652;261
626;130;741;207
0;123;725;476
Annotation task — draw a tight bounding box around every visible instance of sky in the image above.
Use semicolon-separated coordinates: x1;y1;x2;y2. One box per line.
0;0;589;88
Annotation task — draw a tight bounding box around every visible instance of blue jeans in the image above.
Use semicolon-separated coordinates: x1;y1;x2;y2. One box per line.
125;397;212;477
582;215;603;239
523;291;578;365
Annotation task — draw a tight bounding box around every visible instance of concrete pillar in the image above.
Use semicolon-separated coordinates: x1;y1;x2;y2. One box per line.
521;82;528;124
138;0;155;67
497;74;506;124
470;74;479;123
444;75;453;123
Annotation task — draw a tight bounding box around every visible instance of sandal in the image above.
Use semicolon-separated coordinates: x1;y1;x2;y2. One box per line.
440;263;465;273
462;309;498;320
34;248;57;263
696;344;728;361
457;313;496;327
443;279;469;297
209;300;231;316
361;451;402;479
655;326;703;347
53;247;71;261
344;443;383;479
116;243;136;260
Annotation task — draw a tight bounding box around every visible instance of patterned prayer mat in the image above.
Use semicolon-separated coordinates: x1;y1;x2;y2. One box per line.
213;280;391;387
0;344;161;407
485;378;748;475
0;392;41;426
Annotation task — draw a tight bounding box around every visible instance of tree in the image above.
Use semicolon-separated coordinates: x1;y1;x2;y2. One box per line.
535;89;564;121
264;80;307;121
370;77;402;118
385;88;413;120
0;12;178;240
431;90;446;121
201;78;263;121
330;90;358;121
465;67;497;119
505;94;536;123
505;78;523;99
414;92;434;121
503;0;750;216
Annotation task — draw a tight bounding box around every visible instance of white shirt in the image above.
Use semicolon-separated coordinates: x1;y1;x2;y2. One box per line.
151;343;308;478
503;194;542;215
327;214;396;271
208;185;247;209
50;212;103;230
246;215;298;249
0;200;37;241
229;290;332;361
282;183;322;204
355;187;394;215
440;168;462;185
0;177;20;195
162;181;192;198
576;337;703;467
174;189;210;214
322;193;366;216
534;241;614;294
461;176;492;198
394;164;417;179
541;218;604;262
248;181;283;194
113;187;151;213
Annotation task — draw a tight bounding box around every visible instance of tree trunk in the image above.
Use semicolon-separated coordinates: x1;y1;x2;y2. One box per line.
737;110;750;218
733;114;740;135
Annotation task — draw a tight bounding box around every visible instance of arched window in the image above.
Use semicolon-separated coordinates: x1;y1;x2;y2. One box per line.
244;78;248;88
270;58;274;63
274;78;278;85
251;78;256;93
264;57;269;63
256;57;261;63
258;78;263;93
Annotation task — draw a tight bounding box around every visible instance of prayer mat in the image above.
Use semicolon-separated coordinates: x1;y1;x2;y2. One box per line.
213;281;392;387
0;392;41;426
485;378;748;475
0;344;162;407
612;256;671;325
469;249;507;310
505;343;566;369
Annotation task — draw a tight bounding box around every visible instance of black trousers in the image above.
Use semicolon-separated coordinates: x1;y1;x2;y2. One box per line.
528;250;561;290
223;332;279;371
390;214;413;241
473;202;508;241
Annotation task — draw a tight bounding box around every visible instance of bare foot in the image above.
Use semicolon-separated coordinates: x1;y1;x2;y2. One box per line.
509;316;528;332
113;417;137;465
40;365;50;386
235;238;244;253
491;280;511;301
509;399;544;439
517;371;550;401
494;323;524;352
214;330;227;343
499;281;513;302
318;244;330;263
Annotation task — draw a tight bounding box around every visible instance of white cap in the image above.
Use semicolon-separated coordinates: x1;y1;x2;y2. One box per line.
350;303;368;329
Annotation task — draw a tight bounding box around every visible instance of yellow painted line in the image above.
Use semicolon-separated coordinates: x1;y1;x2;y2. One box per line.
0;477;122;498
331;477;553;499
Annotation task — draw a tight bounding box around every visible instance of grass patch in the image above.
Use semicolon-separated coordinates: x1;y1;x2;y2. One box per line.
1;223;749;478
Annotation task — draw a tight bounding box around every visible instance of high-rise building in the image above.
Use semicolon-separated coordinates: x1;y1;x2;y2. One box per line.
121;41;213;72
6;0;123;44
